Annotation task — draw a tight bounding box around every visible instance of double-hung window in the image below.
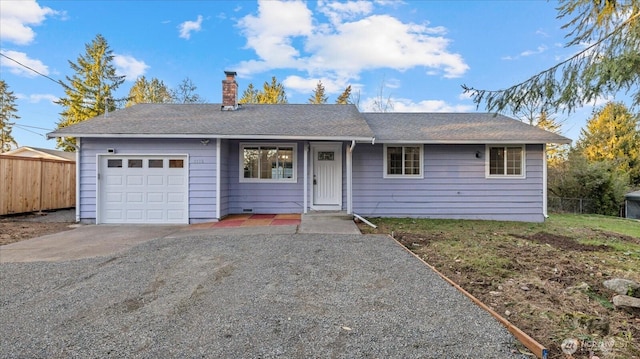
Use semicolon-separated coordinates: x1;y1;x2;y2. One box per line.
240;143;296;182
384;144;423;178
487;145;525;177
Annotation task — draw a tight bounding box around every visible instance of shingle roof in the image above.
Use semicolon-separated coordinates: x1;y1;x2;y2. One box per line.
47;104;571;144
47;103;375;141
363;112;571;144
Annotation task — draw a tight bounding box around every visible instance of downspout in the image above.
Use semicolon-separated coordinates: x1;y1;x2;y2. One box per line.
303;143;308;214
62;137;80;223
216;139;221;221
347;140;355;214
542;144;548;219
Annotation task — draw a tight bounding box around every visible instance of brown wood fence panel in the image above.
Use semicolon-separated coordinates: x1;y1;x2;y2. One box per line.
0;155;76;215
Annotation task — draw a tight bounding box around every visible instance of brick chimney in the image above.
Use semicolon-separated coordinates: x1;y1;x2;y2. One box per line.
222;71;238;111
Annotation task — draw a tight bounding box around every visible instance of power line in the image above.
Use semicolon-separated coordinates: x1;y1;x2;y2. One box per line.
7;122;53;131
0;51;70;91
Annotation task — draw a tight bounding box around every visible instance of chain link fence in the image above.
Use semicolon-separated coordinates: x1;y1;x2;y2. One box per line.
548;196;625;217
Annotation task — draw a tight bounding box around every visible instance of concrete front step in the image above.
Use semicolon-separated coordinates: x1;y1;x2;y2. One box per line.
299;212;361;234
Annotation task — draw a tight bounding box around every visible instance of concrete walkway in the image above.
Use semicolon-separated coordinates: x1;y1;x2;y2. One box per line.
0;212;362;263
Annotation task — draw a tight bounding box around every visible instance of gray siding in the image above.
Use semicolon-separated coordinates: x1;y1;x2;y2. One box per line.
227;140;306;214
79;138;216;223
352;144;545;222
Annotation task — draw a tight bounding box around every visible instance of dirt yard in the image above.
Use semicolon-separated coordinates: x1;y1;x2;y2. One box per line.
358;215;640;359
0;210;76;246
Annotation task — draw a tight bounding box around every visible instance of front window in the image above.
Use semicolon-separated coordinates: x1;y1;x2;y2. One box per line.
384;145;423;178
487;145;524;177
241;144;296;182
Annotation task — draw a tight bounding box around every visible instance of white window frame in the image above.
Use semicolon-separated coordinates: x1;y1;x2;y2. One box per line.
485;144;526;179
383;144;424;179
239;143;297;183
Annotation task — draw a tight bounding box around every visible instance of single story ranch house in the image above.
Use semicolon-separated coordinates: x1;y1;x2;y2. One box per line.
48;72;570;224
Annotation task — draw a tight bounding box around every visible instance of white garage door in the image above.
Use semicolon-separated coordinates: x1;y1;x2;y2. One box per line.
99;156;188;224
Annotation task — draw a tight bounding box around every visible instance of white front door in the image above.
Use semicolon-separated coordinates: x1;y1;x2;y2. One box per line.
98;155;188;224
312;143;342;210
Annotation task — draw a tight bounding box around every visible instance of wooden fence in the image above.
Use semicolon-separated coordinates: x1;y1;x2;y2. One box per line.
0;155;76;215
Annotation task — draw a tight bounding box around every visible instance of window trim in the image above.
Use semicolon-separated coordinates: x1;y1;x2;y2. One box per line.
383;144;424;179
239;143;297;183
485;144;526;179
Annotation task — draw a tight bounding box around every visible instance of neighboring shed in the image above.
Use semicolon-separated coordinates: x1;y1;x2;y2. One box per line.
4;146;76;162
625;190;640;219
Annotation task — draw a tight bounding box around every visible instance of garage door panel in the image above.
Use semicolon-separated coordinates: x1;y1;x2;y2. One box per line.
126;210;144;220
126;192;144;202
168;210;185;220
147;192;164;203
147;175;164;185
106;175;123;185
100;156;188;224
167;175;185;186
146;210;164;220
105;210;123;220
126;175;144;185
167;192;184;203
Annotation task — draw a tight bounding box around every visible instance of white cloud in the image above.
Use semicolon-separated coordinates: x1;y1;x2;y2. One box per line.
520;45;548;57
0;50;48;77
113;54;149;81
178;15;203;39
360;96;474;112
283;75;347;94
503;44;548;60
0;0;58;45
237;0;312;68
317;0;373;26
235;1;468;81
28;93;58;104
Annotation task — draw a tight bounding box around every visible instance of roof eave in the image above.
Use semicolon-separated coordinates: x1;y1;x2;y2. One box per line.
47;132;375;142
374;139;572;145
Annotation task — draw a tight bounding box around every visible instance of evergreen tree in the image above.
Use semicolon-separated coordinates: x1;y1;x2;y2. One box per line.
55;34;125;151
239;83;259;104
336;85;352;104
575;101;640;185
0;80;19;152
308;80;328;104
463;0;640;115
126;76;174;107
172;77;204;103
257;76;287;104
536;111;568;167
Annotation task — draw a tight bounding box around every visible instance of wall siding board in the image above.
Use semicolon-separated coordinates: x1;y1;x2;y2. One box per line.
352;144;545;222
80;138;216;223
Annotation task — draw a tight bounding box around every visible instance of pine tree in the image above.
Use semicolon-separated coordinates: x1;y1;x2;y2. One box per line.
576;101;640;185
536;111;568;167
126;76;174;107
55;34;125;151
336;85;352;105
308;80;328;104
257;76;287;104
463;0;640;115
239;83;259;104
0;80;19;152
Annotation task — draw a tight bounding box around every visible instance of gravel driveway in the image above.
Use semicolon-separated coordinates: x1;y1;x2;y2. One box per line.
0;233;523;358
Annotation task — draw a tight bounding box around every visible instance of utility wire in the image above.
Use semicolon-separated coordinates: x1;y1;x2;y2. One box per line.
7;122;53;131
0;51;71;91
0;51;127;103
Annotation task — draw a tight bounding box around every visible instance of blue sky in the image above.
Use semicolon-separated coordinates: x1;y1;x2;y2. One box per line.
0;0;609;150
